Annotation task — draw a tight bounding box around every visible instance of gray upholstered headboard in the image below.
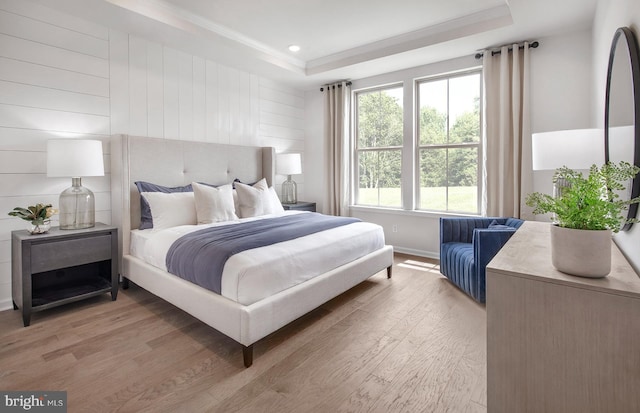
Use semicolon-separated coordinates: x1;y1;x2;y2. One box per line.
110;134;275;261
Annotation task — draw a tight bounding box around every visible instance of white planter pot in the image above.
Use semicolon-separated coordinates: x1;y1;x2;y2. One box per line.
550;225;612;278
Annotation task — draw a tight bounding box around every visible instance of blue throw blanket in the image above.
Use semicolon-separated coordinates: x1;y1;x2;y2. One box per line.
166;213;360;294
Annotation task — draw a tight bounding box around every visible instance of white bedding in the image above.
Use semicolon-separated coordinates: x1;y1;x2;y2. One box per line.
129;211;385;305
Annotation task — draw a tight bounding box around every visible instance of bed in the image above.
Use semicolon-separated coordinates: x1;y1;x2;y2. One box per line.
110;134;394;367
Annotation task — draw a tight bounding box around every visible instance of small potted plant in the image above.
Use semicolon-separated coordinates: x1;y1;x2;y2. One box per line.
525;161;640;277
8;203;57;234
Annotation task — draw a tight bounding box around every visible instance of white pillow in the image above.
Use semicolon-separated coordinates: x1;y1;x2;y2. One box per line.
192;182;238;223
235;178;284;217
140;191;196;229
267;186;285;214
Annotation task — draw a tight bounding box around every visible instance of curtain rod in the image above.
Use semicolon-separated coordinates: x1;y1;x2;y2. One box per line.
320;81;352;92
474;41;539;60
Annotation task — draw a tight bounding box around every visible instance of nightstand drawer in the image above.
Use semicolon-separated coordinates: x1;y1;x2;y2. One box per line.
282;201;316;212
30;235;112;274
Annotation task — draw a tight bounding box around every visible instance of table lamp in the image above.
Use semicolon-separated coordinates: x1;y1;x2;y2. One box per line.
532;128;604;171
277;153;302;204
532;129;604;223
47;140;104;229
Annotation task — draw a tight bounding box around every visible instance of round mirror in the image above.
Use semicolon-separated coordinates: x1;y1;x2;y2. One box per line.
605;27;640;231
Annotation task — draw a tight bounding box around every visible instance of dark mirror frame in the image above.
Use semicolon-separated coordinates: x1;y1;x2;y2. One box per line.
605;27;640;231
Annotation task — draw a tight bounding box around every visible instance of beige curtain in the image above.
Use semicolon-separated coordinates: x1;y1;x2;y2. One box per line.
483;43;533;219
324;81;351;216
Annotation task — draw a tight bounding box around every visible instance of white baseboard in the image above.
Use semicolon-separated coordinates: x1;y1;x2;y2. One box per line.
0;298;14;312
392;246;439;260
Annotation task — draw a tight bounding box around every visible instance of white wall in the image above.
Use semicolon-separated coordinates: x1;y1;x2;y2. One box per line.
0;0;306;310
592;0;640;273
305;30;594;257
530;29;594;198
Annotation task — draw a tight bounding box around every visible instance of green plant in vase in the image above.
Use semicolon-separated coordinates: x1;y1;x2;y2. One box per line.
526;162;640;231
525;161;640;277
8;203;57;234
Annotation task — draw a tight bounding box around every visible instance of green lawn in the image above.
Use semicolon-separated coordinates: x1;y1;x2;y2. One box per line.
358;186;478;213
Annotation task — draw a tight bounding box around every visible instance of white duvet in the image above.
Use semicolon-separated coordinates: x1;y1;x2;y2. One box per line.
130;211;385;305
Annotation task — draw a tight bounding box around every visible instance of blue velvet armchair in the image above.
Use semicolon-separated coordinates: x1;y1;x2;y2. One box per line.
439;217;524;303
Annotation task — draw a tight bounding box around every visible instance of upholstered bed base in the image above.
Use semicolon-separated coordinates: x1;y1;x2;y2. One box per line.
111;134;394;367
123;245;392;365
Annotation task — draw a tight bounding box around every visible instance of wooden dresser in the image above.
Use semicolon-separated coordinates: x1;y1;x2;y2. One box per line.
486;221;640;413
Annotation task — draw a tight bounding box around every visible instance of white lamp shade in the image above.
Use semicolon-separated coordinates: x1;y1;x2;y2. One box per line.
47;139;104;177
532;129;604;170
277;153;302;175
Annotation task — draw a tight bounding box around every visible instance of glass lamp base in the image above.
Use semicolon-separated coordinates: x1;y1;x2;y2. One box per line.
59;177;96;230
552;177;570;224
281;176;297;204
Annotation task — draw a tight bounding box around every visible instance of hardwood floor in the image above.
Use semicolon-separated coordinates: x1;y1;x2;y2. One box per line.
0;254;487;412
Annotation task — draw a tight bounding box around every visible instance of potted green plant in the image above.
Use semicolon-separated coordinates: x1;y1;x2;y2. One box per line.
525;161;640;277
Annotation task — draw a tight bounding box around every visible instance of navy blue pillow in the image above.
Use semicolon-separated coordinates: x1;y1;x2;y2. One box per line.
135;181;193;230
488;219;514;230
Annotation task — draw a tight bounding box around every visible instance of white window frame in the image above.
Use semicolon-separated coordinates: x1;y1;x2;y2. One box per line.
349;63;483;216
352;83;404;209
414;69;483;214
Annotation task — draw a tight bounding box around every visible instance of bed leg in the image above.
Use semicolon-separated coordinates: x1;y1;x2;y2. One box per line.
243;345;254;368
387;266;393;279
122;277;130;290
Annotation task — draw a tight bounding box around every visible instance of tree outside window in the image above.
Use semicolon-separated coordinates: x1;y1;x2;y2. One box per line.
418;72;481;213
355;86;403;207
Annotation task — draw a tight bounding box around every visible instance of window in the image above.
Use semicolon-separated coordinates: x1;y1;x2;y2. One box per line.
417;71;481;213
354;85;403;207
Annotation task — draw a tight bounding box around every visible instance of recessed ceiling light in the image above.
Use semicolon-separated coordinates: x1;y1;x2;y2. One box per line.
288;44;301;53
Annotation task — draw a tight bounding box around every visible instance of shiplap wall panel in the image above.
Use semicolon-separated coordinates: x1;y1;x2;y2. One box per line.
260;100;305;119
0;270;11;300
193;56;206;141
260;85;305;108
0;105;109;135
0;0;110;309
259;123;304;140
0;0;109;40
0;129;110;152
0;33;108;78
0;241;9;263
0;193;111;226
0;175;110;199
0;57;109;97
217;65;232;144
250;74;261;144
0;151;109;175
109;29;129;135
257;136;305;153
0;151;46;173
163;47;180;138
261;112;306;130
178;50;194;141
146;42;164;138
129;36;148;136
0;81;109;116
205;61;219;143
0;10;108;59
228;67;241;143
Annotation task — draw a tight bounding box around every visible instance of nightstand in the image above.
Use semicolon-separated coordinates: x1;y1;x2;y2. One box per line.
282;201;316;212
11;223;118;327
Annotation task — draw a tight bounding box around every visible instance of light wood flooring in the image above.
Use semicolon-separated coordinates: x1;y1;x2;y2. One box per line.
0;254;487;412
